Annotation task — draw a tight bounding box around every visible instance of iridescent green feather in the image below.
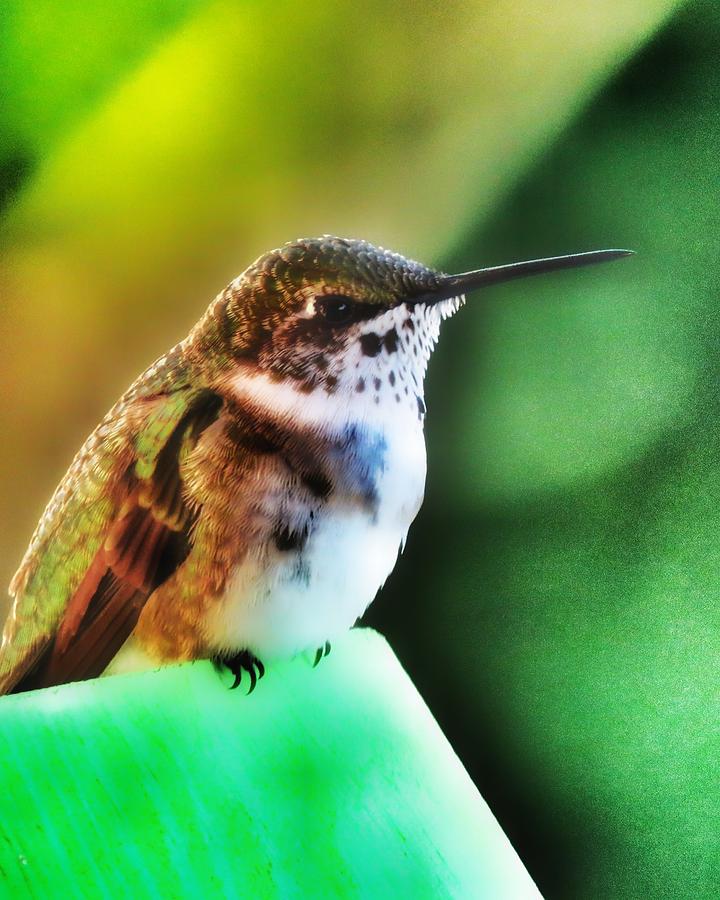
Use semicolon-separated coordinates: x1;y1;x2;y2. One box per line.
0;343;196;690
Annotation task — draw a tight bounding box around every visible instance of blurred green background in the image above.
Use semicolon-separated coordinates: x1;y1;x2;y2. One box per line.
1;1;719;896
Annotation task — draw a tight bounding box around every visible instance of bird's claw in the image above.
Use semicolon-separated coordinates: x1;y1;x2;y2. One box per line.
214;650;265;694
312;640;332;668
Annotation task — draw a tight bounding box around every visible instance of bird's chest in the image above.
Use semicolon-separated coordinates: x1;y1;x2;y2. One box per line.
206;410;427;659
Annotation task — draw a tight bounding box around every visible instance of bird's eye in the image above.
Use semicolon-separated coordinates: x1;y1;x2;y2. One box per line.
314;294;355;325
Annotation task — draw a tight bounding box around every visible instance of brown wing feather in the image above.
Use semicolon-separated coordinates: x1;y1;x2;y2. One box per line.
9;391;222;694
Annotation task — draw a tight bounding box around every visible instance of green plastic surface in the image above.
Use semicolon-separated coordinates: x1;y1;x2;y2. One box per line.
0;629;539;898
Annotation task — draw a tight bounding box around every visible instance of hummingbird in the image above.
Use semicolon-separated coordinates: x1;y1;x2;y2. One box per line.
0;236;631;695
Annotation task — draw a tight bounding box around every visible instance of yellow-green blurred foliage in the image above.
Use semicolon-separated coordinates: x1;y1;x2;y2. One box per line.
4;1;718;896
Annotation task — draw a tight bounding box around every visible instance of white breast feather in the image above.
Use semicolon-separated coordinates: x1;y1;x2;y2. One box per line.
205;302;445;659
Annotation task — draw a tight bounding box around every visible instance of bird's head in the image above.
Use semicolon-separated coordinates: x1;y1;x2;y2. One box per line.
199;235;630;413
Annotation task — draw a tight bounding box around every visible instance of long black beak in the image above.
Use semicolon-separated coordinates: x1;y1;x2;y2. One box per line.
422;248;634;304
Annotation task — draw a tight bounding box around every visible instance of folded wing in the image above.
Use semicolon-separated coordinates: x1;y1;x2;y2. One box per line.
0;368;222;694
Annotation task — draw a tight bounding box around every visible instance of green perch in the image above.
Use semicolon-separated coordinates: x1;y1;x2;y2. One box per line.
0;629;539;898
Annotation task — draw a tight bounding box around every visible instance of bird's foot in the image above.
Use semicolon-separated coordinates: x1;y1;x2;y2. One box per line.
213;649;265;693
312;640;332;668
